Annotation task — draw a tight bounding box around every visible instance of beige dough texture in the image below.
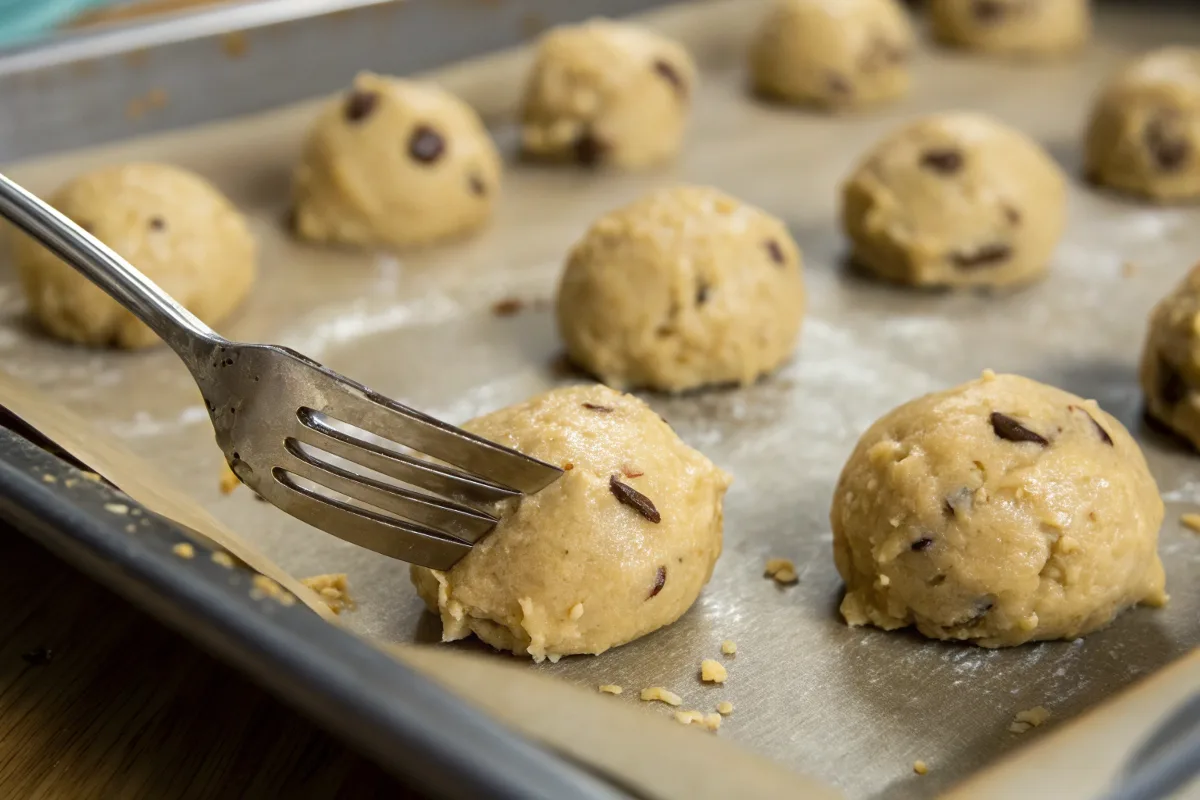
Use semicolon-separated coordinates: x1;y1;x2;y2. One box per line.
13;163;256;349
841;112;1067;288
292;72;501;248
749;0;915;110
519;19;696;169
1085;47;1200;203
1141;261;1200;447
556;185;805;392
930;0;1091;57
832;372;1167;648
411;384;732;662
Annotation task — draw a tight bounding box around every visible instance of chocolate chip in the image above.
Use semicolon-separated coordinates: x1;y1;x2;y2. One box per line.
1158;357;1188;406
990;412;1049;446
1144;115;1191;171
911;537;934;551
491;298;524;317
583;402;614;412
609;475;661;523
21;647;52;666
766;239;785;265
653;59;686;98
1069;405;1113;446
950;243;1012;270
574;131;607;167
649;565;667;598
148;216;166;231
972;0;1007;23
344;90;379;122
468;173;487;196
1003;204;1022;226
920;148;963;175
826;72;853;97
696;282;711;306
408;125;445;163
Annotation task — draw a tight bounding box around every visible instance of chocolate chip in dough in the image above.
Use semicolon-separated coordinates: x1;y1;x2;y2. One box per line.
148;215;166;231
950;243;1012;270
574;131;607;167
765;239;786;266
920;149;964;174
582;402;614;412
609;475;661;523
990;411;1049;446
696;282;711;306
911;537;934;551
1143;115;1191;171
344;90;379;123
1069;404;1114;446
1003;204;1022;226
653;59;687;98
408;125;446;163
826;72;853;97
649;565;667;598
1158;357;1188;406
468;173;487;196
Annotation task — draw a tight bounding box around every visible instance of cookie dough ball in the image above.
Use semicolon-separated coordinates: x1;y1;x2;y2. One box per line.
930;0;1090;57
749;0;915;110
841;112;1066;288
520;19;696;169
556;186;805;392
832;372;1167;648
1141;262;1200;445
1084;48;1200;203
292;73;501;248
13;163;256;349
411;384;732;662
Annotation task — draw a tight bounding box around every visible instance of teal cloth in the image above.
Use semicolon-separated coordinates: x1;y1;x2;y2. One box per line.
0;0;116;47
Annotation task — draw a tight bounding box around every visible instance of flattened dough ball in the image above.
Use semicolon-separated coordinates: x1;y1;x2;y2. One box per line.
13;163;256;349
841;112;1066;288
520;19;696;169
832;372;1166;648
930;0;1091;57
1141;262;1200;446
411;384;732;662
1085;48;1200;203
749;0;915;110
556;186;805;392
292;73;501;248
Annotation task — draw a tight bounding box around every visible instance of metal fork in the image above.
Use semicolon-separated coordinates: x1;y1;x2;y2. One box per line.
0;173;562;570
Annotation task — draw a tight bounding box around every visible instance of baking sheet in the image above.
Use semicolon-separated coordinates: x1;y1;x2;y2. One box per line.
2;2;1199;797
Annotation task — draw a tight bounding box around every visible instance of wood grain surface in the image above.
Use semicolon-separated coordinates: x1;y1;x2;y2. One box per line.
0;528;413;799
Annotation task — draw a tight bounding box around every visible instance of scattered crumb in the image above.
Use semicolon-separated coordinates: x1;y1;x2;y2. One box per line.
674;710;721;732
219;462;241;494
700;658;728;684
568;602;585;621
1122;261;1138;278
717;701;734;716
1181;513;1200;534
104;503;129;515
764;557;799;584
1010;706;1051;734
222;31;248;58
82;471;101;482
301;573;356;615
146;87;168;109
41;473;57;483
251;574;295;606
640;687;682;706
981;368;996;381
721;639;737;656
598;684;623;695
172;542;195;559
211;551;236;569
491;298;525;317
913;760;929;775
125;524;136;533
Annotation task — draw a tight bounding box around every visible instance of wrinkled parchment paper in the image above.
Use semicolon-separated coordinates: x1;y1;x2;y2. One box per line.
1;2;1199;797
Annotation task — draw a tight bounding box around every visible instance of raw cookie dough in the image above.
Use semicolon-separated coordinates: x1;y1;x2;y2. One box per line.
520;19;696;169
411;384;732;662
841;112;1066;288
1084;47;1200;203
556;185;805;392
1141;261;1200;446
930;0;1091;57
749;0;915;110
832;372;1167;647
13;163;256;349
292;72;501;248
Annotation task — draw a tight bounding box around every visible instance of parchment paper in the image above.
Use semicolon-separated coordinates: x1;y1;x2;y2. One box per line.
1;2;1199;797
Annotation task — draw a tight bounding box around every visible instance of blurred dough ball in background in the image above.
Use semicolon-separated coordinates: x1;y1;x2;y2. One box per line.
1140;262;1200;447
841;112;1066;289
749;0;915;111
929;0;1091;57
556;185;805;393
519;19;697;169
1085;47;1200;203
411;384;732;662
291;72;501;249
13;162;256;349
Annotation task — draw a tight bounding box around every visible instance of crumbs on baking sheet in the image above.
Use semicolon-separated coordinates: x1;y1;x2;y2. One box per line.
640;687;682;706
717;701;733;716
598;684;623;695
720;639;737;655
172;542;195;559
913;760;929;775
211;551;236;569
301;573;356;615
700;659;728;684
764;557;798;584
674;710;721;732
219;462;241;495
104;503;129;515
41;473;57;483
251;574;295;606
1009;705;1051;734
1181;513;1200;534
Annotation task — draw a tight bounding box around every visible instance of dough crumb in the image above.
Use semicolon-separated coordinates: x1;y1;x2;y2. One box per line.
598;684;623;695
251;574;296;606
674;710;721;731
640;686;683;706
219;462;241;494
717;701;734;716
41;473;57;483
1181;513;1200;534
569;602;585;621
981;368;997;381
700;658;728;683
913;760;929;775
764;557;799;584
82;471;102;482
302;573;356;615
720;639;737;655
172;542;195;559
104;503;129;515
1010;705;1051;734
211;551;236;569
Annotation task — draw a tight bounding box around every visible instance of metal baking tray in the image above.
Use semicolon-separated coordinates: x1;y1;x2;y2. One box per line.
0;1;1199;798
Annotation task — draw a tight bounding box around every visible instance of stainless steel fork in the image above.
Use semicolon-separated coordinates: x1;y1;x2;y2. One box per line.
0;173;562;570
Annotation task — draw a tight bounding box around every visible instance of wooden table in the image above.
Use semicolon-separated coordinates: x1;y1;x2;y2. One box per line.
0;527;412;799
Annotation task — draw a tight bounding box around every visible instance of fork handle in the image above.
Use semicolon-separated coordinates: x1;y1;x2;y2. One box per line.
0;172;222;355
